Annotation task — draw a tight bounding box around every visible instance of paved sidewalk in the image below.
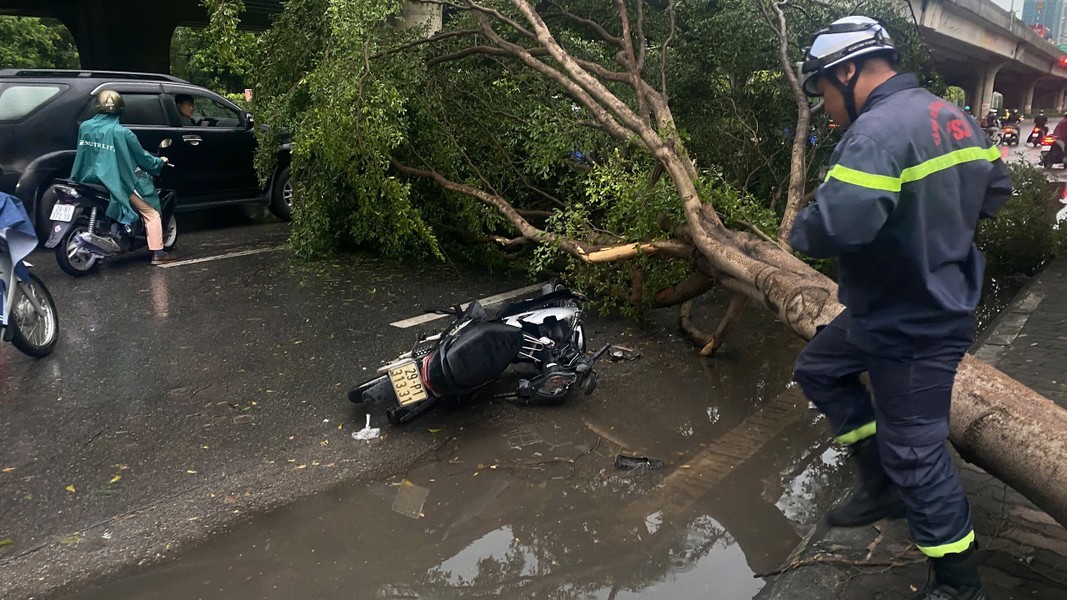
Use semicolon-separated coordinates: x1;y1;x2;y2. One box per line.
759;258;1067;600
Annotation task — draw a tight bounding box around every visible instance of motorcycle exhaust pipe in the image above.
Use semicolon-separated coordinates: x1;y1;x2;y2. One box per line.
74;232;120;257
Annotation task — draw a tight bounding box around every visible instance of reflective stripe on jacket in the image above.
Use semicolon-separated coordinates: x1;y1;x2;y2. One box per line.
790;73;1012;356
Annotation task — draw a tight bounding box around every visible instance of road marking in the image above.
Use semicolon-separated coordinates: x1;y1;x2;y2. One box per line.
155;246;287;268
390;283;545;329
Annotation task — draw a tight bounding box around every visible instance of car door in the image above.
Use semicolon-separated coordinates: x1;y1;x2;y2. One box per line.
164;87;259;201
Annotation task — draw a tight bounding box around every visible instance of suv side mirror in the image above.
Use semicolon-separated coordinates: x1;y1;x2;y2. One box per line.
245;112;254;130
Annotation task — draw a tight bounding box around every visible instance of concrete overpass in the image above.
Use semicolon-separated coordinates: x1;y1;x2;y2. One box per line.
2;0;1065;116
0;0;282;72
0;0;441;73
907;0;1067;115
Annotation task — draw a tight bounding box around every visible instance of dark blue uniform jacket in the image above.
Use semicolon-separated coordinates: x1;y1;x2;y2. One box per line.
790;73;1013;356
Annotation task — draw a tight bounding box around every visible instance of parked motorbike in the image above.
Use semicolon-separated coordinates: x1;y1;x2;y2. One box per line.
349;283;608;424
1027;125;1049;147
43;139;177;276
1001;125;1020;146
1;194;59;357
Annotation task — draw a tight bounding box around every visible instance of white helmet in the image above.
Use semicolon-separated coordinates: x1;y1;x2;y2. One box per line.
800;16;898;99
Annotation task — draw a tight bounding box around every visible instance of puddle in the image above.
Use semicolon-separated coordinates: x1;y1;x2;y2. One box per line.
63;303;846;600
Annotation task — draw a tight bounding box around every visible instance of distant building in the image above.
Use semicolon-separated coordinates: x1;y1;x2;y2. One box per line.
1024;0;1066;42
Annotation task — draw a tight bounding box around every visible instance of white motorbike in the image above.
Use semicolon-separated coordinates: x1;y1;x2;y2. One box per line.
349;283;607;424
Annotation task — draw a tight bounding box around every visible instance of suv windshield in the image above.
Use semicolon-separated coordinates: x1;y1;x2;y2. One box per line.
0;84;65;121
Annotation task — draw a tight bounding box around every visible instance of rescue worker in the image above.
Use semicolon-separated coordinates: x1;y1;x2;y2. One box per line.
70;90;176;265
791;16;1011;600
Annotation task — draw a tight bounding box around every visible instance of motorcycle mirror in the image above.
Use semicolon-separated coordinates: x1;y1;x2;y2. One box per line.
159;138;173;150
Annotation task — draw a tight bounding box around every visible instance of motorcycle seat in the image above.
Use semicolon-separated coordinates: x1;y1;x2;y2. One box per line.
426;321;524;395
496;288;580;319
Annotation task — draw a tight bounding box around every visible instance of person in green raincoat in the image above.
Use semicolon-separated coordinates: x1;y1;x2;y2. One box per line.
70;90;176;265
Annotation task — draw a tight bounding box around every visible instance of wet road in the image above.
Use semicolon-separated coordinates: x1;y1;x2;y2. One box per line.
1;206;842;599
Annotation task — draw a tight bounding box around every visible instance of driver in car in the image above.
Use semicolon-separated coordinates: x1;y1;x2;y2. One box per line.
176;94;199;127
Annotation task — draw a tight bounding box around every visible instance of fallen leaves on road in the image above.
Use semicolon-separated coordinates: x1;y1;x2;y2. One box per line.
109;475;122;484
1;467;14;473
186;470;198;474
60;533;82;546
65;484;76;493
0;539;13;547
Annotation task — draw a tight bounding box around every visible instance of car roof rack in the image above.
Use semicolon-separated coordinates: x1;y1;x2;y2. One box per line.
0;69;190;84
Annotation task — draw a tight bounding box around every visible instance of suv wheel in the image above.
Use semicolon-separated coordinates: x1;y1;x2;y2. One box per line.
268;166;293;221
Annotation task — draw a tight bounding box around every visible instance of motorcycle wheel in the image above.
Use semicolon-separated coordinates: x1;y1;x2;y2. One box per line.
56;219;100;277
162;213;178;251
9;273;59;357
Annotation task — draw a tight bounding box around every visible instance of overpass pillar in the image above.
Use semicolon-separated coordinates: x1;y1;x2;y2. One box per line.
974;62;1006;117
1023;80;1037;115
51;0;187;72
1057;86;1067;113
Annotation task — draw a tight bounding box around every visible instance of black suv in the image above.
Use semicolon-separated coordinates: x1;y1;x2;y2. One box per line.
0;69;293;234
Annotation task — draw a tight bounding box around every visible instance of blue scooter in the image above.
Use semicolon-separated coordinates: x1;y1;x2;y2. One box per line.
0;192;59;357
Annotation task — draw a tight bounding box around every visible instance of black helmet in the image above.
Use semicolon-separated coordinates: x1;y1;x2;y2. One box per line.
95;90;124;115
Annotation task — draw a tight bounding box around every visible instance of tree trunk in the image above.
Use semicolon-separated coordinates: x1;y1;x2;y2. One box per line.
686;219;1067;526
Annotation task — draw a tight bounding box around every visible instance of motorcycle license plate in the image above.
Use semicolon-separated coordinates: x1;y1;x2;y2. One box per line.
389;361;428;406
50;203;75;223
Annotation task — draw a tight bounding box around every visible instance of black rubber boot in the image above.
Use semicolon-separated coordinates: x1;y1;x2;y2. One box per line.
914;547;987;599
826;437;907;527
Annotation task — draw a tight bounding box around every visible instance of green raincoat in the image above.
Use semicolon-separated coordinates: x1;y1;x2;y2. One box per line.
70;113;165;226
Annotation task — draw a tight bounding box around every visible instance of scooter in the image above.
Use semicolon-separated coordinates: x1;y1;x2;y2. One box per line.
1001;125;1020;146
1027;125;1049;147
43;139;177;277
1040;135;1063;169
1;192;59;357
349;282;608;424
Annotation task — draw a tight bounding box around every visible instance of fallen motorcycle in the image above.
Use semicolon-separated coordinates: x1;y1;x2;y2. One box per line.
349;283;607;424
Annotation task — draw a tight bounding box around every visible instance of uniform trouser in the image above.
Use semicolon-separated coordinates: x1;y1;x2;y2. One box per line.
128;193;163;252
793;312;975;558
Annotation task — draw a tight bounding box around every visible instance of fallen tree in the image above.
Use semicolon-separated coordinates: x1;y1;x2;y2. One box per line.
250;0;1067;526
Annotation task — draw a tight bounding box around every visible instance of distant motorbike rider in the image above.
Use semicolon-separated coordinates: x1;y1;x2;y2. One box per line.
1046;111;1067;166
70;90;176;265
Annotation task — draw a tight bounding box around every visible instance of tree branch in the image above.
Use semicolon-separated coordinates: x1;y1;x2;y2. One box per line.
427;45;549;67
659;0;677;101
374;28;481;60
699;294;748;356
548;2;622;46
474;11;636;142
760;0;812;247
654;272;714;307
